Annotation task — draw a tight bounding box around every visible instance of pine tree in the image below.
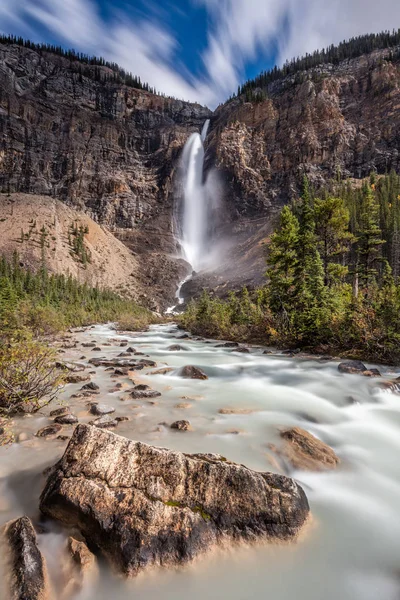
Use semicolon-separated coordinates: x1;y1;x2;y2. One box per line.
357;183;384;294
314;196;354;285
292;178;327;340
266;206;299;321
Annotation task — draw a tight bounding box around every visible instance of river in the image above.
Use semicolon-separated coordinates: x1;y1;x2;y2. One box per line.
1;323;400;600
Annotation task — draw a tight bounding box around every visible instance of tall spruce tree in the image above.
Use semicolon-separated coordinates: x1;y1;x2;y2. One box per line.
356;183;384;294
314;196;353;285
266;205;299;322
292;178;327;340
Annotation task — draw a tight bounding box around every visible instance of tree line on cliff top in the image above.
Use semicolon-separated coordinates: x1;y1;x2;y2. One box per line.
236;29;400;101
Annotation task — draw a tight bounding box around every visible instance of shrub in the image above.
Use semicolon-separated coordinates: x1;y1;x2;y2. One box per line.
0;332;64;415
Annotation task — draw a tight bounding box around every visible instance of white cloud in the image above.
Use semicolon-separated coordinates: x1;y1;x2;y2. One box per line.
1;0;400;107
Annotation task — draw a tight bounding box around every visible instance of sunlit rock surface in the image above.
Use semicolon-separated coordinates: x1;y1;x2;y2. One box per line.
40;424;310;576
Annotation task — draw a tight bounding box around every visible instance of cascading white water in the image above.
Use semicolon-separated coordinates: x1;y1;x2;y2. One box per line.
180;119;210;271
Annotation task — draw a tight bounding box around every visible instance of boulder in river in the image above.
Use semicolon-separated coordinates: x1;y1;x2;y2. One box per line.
170;419;192;431
89;358;144;370
1;516;49;600
89;403;116;416
131;385;161;399
81;382;99;391
167;344;184;351
362;368;381;377
40;424;309;577
49;406;70;417
177;365;208;380
56;361;86;372
269;427;340;472
215;342;239;348
232;347;250;353
54;414;79;425
89;415;118;428
338;360;367;374
65;373;90;384
36;423;63;437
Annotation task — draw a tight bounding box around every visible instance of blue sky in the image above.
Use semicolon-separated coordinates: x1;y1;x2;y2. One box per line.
1;0;400;107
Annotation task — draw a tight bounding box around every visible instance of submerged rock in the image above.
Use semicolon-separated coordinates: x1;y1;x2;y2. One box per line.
149;367;174;375
232;347;250;353
67;536;98;589
1;516;48;600
40;424;310;577
269;427;340;472
215;342;239;348
170;420;192;431
362;368;381;377
177;365;208;380
167;344;184;351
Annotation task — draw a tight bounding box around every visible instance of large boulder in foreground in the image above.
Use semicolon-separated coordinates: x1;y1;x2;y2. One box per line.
40;424;309;576
1;516;49;600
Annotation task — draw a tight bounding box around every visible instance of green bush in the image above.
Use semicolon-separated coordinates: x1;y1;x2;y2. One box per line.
0;332;64;415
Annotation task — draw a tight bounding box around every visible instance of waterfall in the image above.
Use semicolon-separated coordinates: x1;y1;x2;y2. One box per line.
180;119;210;272
167;119;219;314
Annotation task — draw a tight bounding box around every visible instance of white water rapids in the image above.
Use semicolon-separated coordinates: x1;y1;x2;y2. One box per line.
1;323;400;599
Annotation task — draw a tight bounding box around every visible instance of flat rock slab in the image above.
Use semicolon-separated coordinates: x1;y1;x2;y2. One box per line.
269;427;340;472
40;424;309;577
1;516;48;600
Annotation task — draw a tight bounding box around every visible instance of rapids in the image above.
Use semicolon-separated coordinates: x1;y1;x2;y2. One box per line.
1;323;400;599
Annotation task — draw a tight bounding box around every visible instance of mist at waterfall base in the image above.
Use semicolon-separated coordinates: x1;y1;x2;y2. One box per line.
179;119;224;273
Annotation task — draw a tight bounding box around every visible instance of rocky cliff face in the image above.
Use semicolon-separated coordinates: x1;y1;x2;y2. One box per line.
1;42;400;303
181;46;400;298
0;43;211;306
209;46;400;220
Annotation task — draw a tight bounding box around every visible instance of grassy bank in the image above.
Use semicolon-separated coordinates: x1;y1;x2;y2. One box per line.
0;254;157;429
0;253;157;336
